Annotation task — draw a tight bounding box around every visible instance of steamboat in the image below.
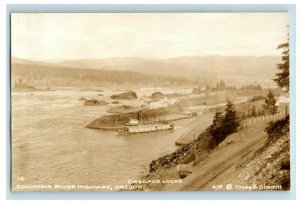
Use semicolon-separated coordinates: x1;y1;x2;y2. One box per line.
121;119;174;134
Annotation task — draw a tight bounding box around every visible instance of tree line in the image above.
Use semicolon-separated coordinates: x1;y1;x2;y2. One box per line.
208;89;279;146
11;63;196;87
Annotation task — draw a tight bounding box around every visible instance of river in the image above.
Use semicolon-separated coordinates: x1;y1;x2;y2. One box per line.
11;88;201;191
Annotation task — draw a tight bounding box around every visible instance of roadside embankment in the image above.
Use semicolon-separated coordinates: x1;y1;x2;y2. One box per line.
223;116;290;190
134;114;289;191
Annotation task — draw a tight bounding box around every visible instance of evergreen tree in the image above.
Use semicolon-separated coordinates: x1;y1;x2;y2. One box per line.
210;112;224;132
209;101;240;145
240;111;247;120
219;80;226;90
222;100;240;135
263;90;278;115
247;106;251;118
209;111;225;144
274;32;289;92
250;105;257;117
206;84;210;91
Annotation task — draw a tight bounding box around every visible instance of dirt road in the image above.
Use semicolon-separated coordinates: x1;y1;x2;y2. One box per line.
160;122;269;191
175;113;214;145
180;123;268;191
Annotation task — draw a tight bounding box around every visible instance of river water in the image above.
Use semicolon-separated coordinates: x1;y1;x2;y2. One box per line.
11;88;195;191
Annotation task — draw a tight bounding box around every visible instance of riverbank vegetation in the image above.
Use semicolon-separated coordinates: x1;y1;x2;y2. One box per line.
148;100;240;173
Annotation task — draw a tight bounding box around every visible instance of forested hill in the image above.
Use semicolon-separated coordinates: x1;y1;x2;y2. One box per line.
11;63;196;87
57;56;280;79
11;55;281;88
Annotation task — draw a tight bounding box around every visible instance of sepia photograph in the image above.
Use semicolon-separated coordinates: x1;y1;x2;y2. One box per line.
10;12;290;192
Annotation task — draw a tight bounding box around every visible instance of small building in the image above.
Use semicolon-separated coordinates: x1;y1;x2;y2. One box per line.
276;95;289;106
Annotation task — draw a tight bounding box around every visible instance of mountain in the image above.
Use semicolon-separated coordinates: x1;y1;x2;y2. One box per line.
55;56;280;78
56;57;191;78
11;55;282;87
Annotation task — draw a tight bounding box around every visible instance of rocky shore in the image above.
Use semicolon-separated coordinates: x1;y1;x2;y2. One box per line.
149;92;165;99
111;91;138;100
149;131;213;173
86;107;172;130
12;85;51;92
84;99;108;106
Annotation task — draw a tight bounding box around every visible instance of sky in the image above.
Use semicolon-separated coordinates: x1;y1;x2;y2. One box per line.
11;13;289;61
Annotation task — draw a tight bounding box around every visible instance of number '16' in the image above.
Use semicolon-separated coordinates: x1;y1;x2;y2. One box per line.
17;177;25;181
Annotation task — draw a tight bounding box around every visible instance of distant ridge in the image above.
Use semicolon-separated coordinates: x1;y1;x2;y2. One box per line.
11;55;281;87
